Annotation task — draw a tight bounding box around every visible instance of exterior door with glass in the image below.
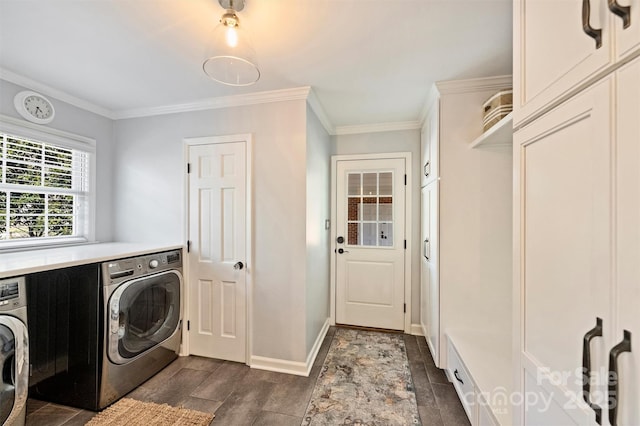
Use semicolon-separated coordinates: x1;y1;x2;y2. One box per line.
335;158;406;330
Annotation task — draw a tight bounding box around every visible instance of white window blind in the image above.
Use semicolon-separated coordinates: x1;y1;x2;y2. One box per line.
0;132;91;244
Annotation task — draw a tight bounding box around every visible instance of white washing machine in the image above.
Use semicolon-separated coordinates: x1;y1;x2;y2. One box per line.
0;277;28;426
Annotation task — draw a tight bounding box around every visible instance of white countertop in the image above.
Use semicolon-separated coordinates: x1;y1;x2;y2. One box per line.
0;242;183;278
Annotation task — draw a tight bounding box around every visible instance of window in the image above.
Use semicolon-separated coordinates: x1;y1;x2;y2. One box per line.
0;119;94;249
346;171;394;247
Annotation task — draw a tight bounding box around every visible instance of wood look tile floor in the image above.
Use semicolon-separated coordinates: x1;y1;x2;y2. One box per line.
26;328;469;425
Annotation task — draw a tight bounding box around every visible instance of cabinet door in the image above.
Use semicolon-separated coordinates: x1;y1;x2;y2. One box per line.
421;124;430;187
420;187;430;337
427;105;439;183
421;104;439;186
516;78;612;425
514;0;613;126
613;0;640;60
422;181;440;365
614;57;640;426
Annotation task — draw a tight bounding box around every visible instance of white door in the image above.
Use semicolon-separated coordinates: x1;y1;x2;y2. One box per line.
422;180;439;365
187;139;247;363
420;187;430;337
335;158;406;330
516;78;612;425
614;57;640;426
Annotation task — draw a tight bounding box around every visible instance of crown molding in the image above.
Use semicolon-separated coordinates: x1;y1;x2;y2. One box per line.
434;75;512;95
0;69;321;122
0;67;116;119
306;88;335;135
114;86;314;120
334;120;421;136
419;75;513;124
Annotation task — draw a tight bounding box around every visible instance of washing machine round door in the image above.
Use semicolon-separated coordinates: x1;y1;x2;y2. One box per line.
0;317;28;425
107;270;182;364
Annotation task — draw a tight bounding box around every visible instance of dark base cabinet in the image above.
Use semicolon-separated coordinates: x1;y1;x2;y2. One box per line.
27;263;102;411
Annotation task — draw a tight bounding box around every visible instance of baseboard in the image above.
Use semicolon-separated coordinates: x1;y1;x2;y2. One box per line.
410;323;424;336
250;318;330;377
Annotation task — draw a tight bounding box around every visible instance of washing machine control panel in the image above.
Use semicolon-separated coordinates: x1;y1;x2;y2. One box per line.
103;250;182;285
0;276;26;309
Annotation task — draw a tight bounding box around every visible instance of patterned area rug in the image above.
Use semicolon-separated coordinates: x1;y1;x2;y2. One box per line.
302;328;421;425
86;398;214;425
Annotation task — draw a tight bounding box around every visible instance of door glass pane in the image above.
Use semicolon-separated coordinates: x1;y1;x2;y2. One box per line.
379;222;393;247
348;197;360;220
362;223;377;246
379;203;392;221
348;173;361;195
379;172;392;195
362;197;377;221
344;171;394;247
362;173;377;196
348;222;359;245
117;273;180;359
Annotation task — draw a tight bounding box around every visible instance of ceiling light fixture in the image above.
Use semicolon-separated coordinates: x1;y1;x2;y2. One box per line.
203;0;260;86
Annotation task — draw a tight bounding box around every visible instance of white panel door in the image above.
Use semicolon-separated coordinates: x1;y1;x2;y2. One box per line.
614;57;640;426
517;78;612;425
188;141;247;363
335;158;406;330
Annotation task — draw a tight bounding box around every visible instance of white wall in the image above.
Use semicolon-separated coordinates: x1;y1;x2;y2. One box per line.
113;100;315;362
439;89;512;341
0;79;114;242
332;129;421;325
305;104;331;354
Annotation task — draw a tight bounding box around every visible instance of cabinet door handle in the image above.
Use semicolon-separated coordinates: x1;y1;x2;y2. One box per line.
423;238;430;261
608;330;632;426
582;317;603;425
424;161;430;178
454;369;464;384
608;0;631;29
583;0;603;48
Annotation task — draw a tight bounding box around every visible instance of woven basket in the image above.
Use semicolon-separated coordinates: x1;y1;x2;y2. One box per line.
482;89;513;132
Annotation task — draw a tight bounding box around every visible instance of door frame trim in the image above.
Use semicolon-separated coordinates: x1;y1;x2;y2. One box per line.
182;133;253;365
330;152;413;333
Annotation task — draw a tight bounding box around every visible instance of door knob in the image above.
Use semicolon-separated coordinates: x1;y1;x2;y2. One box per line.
233;261;244;270
337;248;349;254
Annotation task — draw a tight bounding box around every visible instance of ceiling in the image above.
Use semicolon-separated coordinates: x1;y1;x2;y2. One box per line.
0;0;513;128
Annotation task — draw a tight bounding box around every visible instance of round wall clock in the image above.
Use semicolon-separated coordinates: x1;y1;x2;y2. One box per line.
14;91;56;124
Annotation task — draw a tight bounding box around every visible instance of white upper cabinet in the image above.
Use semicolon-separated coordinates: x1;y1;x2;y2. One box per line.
514;0;639;127
421;102;439;187
615;0;640;59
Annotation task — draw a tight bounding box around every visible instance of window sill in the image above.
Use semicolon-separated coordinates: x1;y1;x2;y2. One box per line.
0;237;94;254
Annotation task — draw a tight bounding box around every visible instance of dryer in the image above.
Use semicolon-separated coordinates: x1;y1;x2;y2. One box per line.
99;249;182;408
0;277;28;426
